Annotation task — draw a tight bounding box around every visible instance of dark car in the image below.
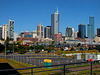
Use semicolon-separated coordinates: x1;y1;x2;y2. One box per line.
6;51;13;55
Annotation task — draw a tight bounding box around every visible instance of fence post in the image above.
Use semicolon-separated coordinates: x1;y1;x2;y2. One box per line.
91;61;92;75
64;65;66;75
31;68;33;75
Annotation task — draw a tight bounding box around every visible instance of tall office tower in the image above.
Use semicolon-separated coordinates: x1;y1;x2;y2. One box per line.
8;19;14;40
66;27;74;39
0;26;2;40
97;28;100;37
87;16;94;39
51;8;59;37
2;24;8;40
37;23;43;40
44;26;51;38
78;24;86;39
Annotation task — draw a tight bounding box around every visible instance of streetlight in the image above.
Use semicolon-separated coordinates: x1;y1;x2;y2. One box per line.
13;41;14;60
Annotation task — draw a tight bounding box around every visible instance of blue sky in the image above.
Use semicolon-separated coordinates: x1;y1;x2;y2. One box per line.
0;0;100;35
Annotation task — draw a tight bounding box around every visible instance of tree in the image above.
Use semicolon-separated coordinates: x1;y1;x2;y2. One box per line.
80;47;83;51
77;43;81;47
0;43;5;52
17;40;22;45
4;37;10;51
70;47;74;51
61;47;64;51
49;41;55;47
88;46;92;50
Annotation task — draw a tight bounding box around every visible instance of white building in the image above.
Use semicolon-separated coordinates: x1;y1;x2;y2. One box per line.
14;33;18;41
85;53;100;61
95;36;100;43
32;30;37;38
2;24;8;40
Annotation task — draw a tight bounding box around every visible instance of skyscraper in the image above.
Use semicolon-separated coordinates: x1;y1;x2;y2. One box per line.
97;28;100;37
8;19;14;40
37;23;43;40
0;26;2;40
2;24;8;40
66;27;74;39
78;24;86;39
44;26;51;38
87;16;94;39
51;8;59;37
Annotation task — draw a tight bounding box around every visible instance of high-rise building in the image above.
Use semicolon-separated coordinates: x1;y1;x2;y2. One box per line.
51;8;59;37
44;26;51;38
65;27;74;39
2;24;8;40
78;24;86;39
37;23;43;40
97;28;100;37
87;16;94;39
0;26;2;40
8;19;14;40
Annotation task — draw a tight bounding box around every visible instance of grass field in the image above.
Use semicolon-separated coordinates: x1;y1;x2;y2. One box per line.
0;57;100;75
0;57;58;75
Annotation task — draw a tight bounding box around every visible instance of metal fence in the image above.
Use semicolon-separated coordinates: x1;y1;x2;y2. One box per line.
0;54;83;66
0;60;100;75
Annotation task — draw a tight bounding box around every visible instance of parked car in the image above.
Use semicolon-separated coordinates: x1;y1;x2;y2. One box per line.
6;51;13;55
52;50;58;52
64;47;68;51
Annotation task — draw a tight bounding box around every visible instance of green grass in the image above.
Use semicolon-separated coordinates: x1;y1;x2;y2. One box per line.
0;57;100;75
0;57;59;75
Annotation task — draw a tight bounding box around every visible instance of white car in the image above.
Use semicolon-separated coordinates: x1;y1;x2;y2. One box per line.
64;47;68;51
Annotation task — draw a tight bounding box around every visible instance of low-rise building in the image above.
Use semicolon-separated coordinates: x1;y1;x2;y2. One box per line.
17;37;38;45
53;34;63;43
85;53;100;61
95;36;100;43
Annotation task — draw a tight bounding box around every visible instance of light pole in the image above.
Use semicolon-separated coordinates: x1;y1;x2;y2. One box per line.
13;41;14;60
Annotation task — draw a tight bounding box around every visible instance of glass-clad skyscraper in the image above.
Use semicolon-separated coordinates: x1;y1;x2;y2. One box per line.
44;26;51;38
87;16;94;39
51;8;59;37
66;27;74;39
78;24;86;39
8;19;14;40
97;28;100;37
0;26;2;40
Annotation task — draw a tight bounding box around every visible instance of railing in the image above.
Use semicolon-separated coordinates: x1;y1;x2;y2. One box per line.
0;60;100;75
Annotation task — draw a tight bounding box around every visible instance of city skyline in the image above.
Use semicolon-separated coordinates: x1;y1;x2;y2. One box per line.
0;0;100;35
